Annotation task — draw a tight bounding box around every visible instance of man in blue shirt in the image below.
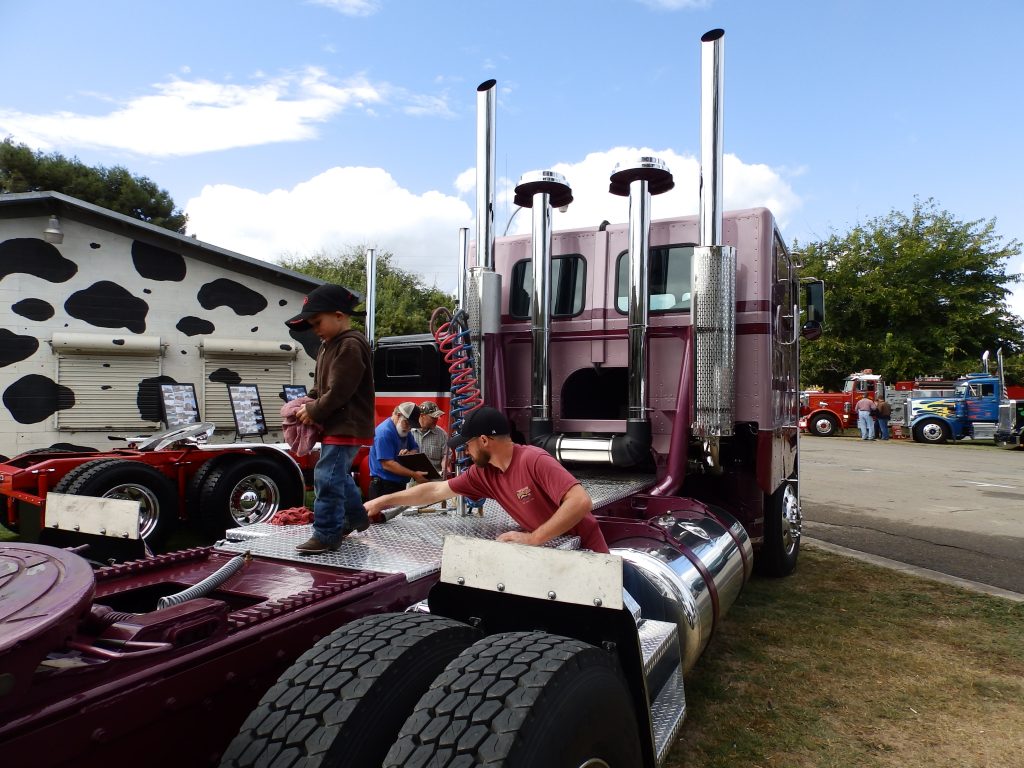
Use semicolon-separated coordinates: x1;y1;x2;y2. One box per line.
368;402;430;498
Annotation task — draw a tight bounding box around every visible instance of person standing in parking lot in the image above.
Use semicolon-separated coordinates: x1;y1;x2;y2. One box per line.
875;399;892;440
855;394;877;440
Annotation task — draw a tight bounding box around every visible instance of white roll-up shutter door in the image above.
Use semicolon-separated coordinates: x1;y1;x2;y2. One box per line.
201;339;298;432
53;334;163;430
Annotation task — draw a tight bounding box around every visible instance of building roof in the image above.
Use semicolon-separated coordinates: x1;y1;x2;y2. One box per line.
0;191;324;293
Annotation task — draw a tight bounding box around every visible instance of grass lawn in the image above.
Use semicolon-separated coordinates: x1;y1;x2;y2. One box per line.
669;547;1024;768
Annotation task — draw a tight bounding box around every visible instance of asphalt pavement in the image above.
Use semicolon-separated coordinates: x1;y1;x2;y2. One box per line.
799;431;1024;599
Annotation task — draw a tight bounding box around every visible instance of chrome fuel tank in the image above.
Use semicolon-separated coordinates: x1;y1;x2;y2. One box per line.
614;509;752;675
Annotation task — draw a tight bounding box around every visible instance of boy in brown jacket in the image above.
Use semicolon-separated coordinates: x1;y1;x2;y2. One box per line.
286;284;375;553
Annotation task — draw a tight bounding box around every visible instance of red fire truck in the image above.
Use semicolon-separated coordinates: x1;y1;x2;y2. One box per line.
799;370;885;436
2;29;824;768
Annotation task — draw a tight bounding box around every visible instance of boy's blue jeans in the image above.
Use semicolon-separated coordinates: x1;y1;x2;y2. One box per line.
312;444;365;545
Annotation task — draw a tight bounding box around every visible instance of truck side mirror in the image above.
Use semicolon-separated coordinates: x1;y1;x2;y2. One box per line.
801;279;825;340
801;321;822;341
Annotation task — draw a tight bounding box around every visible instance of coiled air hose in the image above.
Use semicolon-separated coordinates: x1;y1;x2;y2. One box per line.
431;307;485;513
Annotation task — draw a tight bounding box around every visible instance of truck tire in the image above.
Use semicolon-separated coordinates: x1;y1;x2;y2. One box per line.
808;413;840;436
219;612;480;768
52;458;177;547
197;455;302;536
758;476;800;577
913;419;950;444
385;631;643;768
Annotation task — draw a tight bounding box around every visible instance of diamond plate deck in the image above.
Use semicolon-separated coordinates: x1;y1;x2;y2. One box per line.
218;498;580;581
575;471;656;507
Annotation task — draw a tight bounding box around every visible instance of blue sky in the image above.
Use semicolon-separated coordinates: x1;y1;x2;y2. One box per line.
2;0;1022;316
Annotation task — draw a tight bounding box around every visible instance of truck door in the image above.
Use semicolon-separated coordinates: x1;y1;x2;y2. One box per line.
771;233;798;479
967;381;999;423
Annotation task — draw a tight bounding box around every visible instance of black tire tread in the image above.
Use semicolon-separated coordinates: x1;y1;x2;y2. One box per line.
219;612;480;768
52;458;177;545
198;455;301;535
385;631;630;768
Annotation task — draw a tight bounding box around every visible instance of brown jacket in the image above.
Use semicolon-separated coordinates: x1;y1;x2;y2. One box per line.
305;330;375;438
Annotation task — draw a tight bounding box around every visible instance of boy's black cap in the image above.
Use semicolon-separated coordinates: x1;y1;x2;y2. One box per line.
286;284;366;330
447;406;509;448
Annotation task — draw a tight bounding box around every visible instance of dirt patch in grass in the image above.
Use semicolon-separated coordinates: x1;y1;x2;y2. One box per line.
668;547;1024;768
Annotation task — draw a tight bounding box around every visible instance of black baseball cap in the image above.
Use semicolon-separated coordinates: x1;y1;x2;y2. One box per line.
447;406;510;448
286;284;366;330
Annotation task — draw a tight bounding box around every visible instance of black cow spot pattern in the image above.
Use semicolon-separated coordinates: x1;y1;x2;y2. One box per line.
0;238;78;282
132;240;186;281
208;367;242;386
278;299;288;306
3;374;75;424
12;298;55;321
0;329;39;367
90;243;101;249
137;375;178;422
197;278;267;316
65;281;149;333
176;316;216;336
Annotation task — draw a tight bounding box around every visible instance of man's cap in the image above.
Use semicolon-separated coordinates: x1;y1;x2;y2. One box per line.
396;401;421;423
447;406;509;449
286;284;366;330
418;400;444;417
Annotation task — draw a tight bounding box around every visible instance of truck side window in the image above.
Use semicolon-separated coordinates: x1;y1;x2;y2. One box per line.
614;245;694;313
509;255;587;319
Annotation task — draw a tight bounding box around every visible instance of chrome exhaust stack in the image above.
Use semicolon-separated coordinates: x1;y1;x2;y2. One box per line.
692;28;736;470
513;171;573;443
365;247;376;350
608;157;675;465
467;79;502;402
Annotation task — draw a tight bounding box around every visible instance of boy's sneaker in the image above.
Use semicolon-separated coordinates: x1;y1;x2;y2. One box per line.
295;536;339;554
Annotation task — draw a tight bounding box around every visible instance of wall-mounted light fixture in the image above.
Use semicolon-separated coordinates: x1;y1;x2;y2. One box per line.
43;215;64;244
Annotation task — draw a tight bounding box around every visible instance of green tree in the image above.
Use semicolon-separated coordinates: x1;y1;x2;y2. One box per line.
797;198;1023;390
0;137;188;233
280;246;455;342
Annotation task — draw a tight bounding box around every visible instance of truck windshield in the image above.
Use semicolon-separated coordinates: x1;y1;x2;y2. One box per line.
842;379;856;393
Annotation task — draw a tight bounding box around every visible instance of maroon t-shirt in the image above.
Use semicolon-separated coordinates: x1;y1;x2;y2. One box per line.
448;444;609;553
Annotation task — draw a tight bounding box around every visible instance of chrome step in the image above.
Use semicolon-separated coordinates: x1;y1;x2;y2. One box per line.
650;666;687;765
638;618;680;680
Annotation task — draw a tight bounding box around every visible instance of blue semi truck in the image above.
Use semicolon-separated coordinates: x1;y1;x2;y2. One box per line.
909;350;1022;447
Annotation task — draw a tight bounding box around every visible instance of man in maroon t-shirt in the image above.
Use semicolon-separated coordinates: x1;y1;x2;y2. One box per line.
362;407;609;553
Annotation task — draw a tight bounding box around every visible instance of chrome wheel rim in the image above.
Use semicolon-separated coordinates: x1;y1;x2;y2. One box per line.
921;422;945;442
228;473;281;526
813;417;835;435
780;482;801;555
104;483;161;539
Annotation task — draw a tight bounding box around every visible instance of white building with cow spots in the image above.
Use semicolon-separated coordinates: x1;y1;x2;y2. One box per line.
0;191;324;456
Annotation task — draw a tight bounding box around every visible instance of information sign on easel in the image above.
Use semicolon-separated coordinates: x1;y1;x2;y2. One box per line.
282;384;308;402
227;384;268;439
159;383;200;428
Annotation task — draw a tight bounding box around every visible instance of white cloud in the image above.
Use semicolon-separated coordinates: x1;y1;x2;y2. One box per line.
498;147;801;237
0;68;449;157
186;147;799;295
307;0;380;16
0;68;381;157
185;167;472;291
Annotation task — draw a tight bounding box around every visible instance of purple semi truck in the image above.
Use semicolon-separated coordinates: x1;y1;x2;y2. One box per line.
0;29;823;768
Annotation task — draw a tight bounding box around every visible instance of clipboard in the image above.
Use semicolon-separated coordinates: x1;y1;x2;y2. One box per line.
395;452;442;480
